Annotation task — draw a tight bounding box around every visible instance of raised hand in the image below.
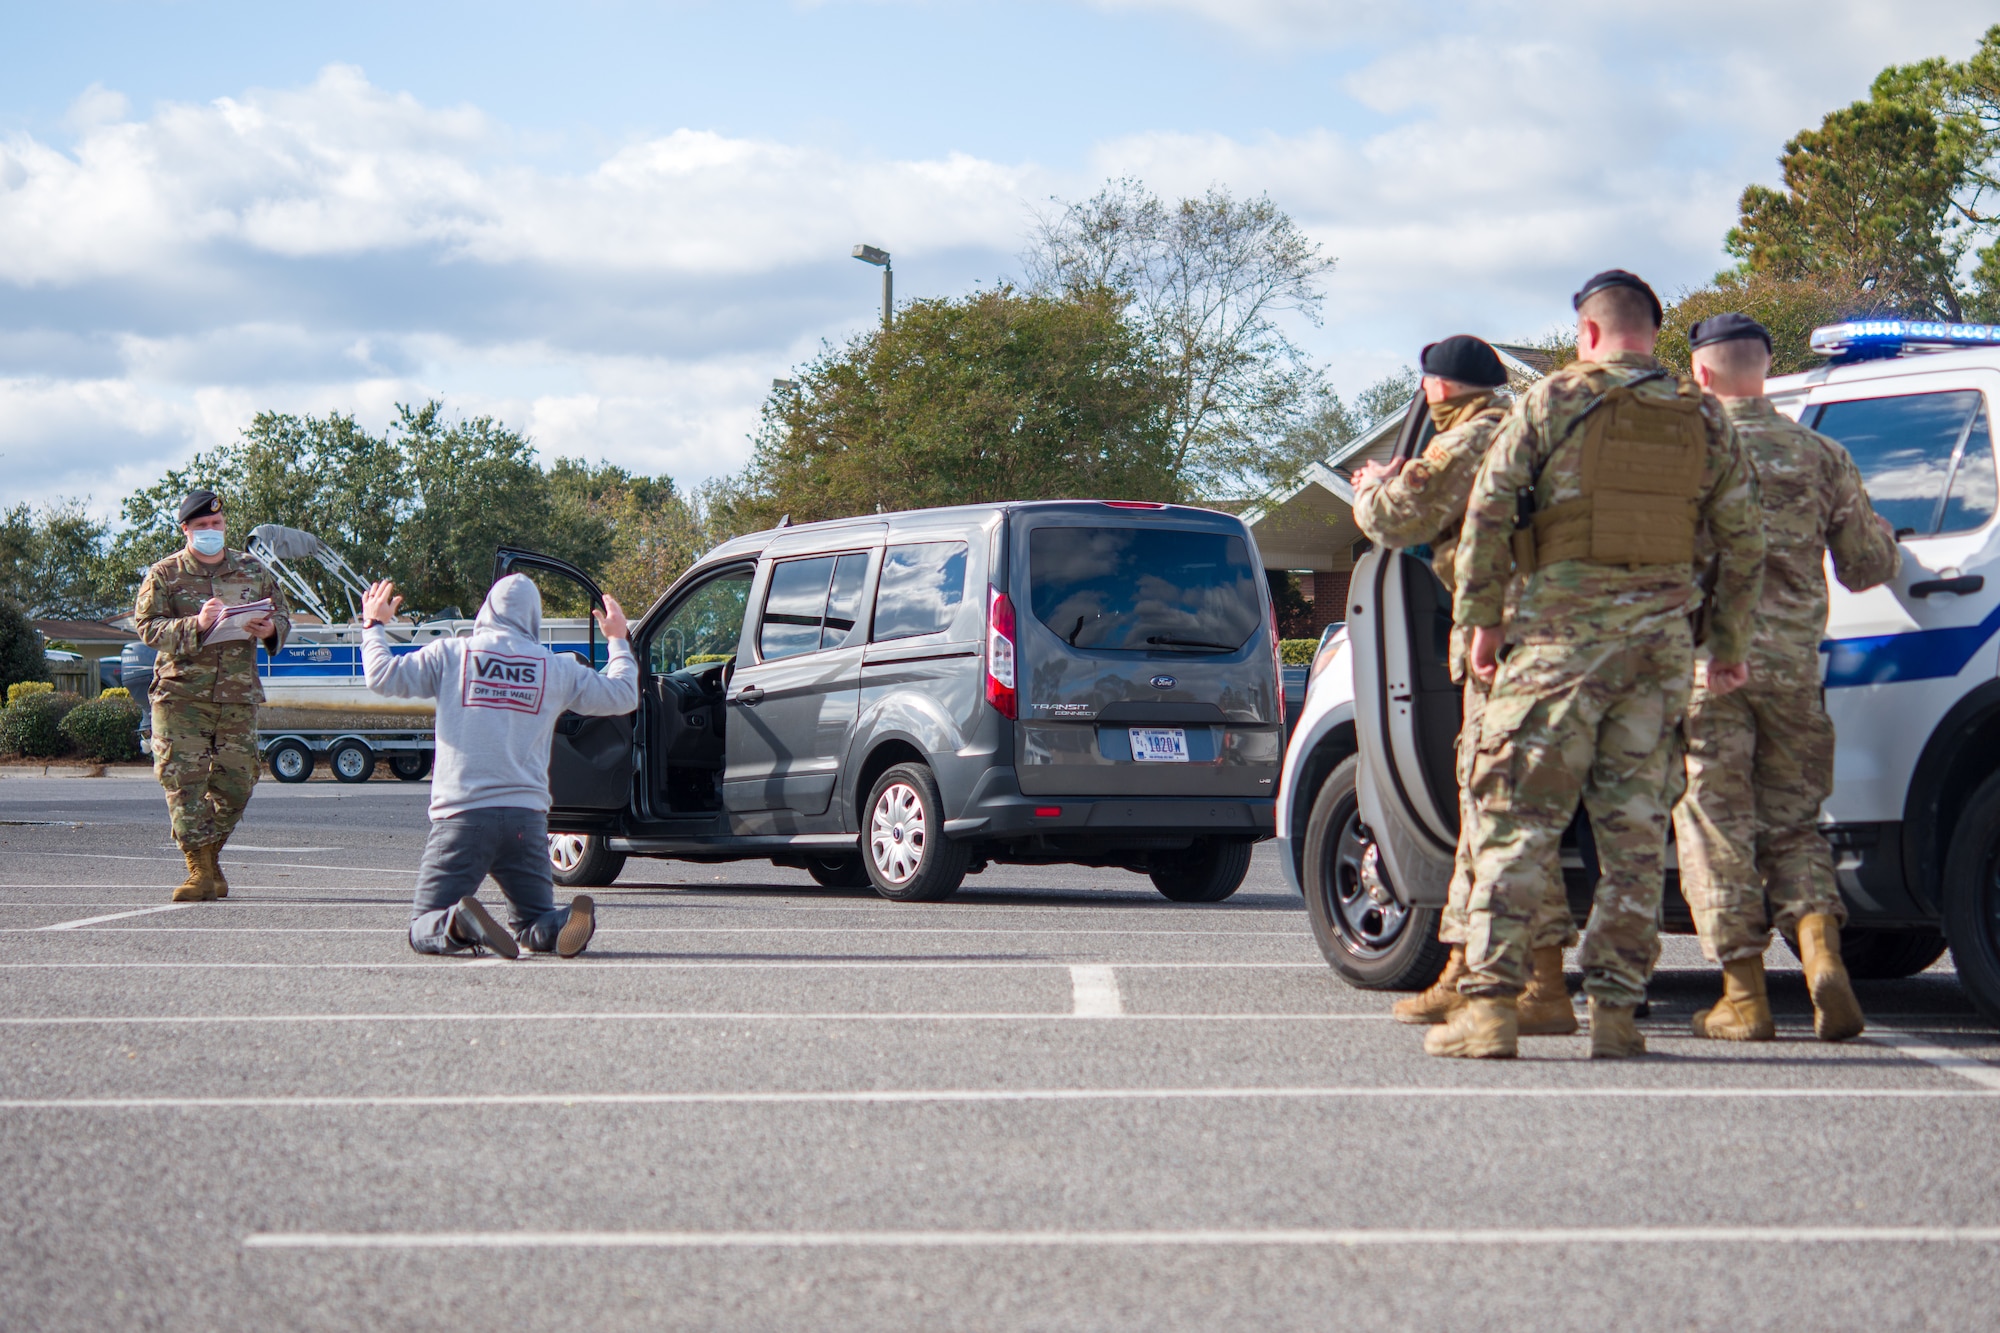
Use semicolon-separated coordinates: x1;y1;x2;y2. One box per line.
361;579;404;627
595;594;629;642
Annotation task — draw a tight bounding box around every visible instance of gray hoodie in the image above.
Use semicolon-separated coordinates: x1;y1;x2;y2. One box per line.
362;575;639;820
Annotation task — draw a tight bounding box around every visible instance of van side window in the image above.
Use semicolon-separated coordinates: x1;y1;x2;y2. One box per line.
1813;391;1994;537
760;557;836;661
872;542;968;641
823;553;871;650
648;568;753;674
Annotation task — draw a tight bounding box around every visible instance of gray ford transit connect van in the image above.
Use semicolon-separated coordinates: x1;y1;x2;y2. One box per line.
526;500;1284;902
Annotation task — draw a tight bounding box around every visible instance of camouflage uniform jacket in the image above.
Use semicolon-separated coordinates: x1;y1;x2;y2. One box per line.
134;548;292;705
1352;389;1510;680
1455;351;1766;664
1717;396;1900;683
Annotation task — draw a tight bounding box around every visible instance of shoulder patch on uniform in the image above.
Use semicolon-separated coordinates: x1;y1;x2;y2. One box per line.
1420;440;1453;468
1401;460;1432;492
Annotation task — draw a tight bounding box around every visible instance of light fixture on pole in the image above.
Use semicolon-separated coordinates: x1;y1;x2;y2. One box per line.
852;244;892;328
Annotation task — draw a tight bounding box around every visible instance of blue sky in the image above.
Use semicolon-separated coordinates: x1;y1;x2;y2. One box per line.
3;1;1995;517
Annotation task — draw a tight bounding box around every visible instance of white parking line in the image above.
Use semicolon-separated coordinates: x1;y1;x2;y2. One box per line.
241;1224;2000;1251
1070;965;1123;1016
0;1011;1384;1026
37;903;198;931
13;853;415;874
1869;1031;2000;1091
5;1085;1989;1111
0;925;1313;938
0;960;1324;970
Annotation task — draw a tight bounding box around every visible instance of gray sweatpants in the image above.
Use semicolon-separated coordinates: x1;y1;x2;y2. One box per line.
408;807;575;955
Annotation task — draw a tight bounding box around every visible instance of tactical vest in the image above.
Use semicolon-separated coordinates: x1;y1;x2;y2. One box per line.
1512;370;1708;573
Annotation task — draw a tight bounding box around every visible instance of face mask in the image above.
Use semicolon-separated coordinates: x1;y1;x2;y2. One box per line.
189;529;226;557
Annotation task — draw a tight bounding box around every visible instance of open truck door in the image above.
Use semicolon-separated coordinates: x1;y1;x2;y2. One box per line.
492;547;634;816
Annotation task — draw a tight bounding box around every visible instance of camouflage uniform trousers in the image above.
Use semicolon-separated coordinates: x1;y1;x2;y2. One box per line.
1461;623;1693;1007
1439;672;1579;953
1671;665;1844;964
151;698;260;849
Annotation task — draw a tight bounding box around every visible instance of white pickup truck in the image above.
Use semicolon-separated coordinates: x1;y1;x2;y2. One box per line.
1276;320;2000;1023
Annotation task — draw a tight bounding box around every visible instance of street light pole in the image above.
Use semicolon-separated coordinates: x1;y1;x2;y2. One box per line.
852;244;892;328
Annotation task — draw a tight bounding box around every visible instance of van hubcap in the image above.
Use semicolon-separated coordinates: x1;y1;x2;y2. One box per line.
548;834;587;873
1329;813;1409;956
870;784;926;884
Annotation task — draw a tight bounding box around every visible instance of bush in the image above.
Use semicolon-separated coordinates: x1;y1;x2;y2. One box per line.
8;680;54;704
0;692;81;758
0;597;46;699
59;694;144;762
99;686;131;700
1279;638;1321;667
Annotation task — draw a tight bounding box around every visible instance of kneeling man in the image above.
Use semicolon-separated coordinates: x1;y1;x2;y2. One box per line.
361;574;638;958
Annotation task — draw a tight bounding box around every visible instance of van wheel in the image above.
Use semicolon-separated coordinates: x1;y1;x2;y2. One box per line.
1941;770;2000;1024
864;763;968;902
267;739;314;784
805;856;871;889
1301;754;1449;990
1150;840;1252;902
549;833;627;888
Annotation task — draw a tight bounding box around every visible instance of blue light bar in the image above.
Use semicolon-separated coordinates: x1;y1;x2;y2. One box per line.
1811;320;2000;358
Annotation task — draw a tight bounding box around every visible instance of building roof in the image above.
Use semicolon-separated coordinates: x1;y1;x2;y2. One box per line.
32;619;139;645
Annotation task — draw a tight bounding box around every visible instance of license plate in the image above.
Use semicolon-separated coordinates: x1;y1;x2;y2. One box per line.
1129;727;1189;763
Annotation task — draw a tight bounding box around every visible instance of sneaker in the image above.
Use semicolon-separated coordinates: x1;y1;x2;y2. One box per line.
557;895;596;958
448;896;520;960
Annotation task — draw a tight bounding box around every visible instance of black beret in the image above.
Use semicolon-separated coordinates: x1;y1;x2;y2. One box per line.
1420;335;1509;388
1688;312;1772;353
177;489;223;524
1572;269;1663;326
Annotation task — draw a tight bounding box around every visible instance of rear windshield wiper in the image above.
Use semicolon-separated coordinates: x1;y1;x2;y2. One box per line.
1145;635;1238;652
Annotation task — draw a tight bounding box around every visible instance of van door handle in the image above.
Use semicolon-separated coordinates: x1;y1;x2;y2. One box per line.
734;685;764;705
1909;576;1985;598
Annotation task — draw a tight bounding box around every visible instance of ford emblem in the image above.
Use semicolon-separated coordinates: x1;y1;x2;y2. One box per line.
1150;674;1176;690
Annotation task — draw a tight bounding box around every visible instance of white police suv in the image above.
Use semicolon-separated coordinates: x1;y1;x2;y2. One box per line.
1277;320;2000;1023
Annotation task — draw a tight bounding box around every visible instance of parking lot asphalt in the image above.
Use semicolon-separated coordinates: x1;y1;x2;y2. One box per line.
3;771;1998;1331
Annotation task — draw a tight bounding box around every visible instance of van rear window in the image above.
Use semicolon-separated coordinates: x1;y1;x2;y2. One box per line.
1028;527;1261;653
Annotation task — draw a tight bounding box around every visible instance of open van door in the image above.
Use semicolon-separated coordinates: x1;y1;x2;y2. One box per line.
1347;396;1459;910
493;547;634;814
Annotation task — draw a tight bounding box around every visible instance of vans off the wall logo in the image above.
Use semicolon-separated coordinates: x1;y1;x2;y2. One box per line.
463;651;545;713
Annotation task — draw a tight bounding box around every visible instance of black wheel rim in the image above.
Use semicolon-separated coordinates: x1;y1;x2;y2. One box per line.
1318;794;1411;959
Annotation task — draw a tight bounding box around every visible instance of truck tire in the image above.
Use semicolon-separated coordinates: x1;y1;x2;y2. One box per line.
328;739;376;783
389;752;433;781
1942;769;2000;1024
267;739;315;784
1301;754;1450;990
863;763;968;902
1149;840;1252;903
549;833;627;888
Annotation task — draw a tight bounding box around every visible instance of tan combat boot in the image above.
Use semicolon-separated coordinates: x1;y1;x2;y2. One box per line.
1517;946;1579;1036
1691;957;1774;1041
202;840;229;899
1798;914;1865;1041
1392;946;1467;1025
1588;997;1646;1059
1423;995;1518;1059
171;846;214;902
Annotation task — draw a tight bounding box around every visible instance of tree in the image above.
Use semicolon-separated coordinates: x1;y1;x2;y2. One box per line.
1024;179;1336;497
0;501;127;619
1658;272;1885;376
1258;369;1421;491
0;597;46;696
1729;27;2000;322
726;287;1177;530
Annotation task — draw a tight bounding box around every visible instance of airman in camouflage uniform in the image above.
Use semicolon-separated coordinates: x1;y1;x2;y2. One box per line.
1436;271;1765;1059
134;490;290;901
1670;313;1901;1044
1351;335;1578;1036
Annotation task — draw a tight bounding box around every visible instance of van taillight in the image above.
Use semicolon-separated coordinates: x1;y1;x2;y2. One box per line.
1269;599;1285;729
986;586;1017;720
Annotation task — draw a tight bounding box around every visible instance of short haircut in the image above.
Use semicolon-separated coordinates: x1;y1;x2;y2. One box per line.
1578;285;1660;335
1692;336;1771;380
